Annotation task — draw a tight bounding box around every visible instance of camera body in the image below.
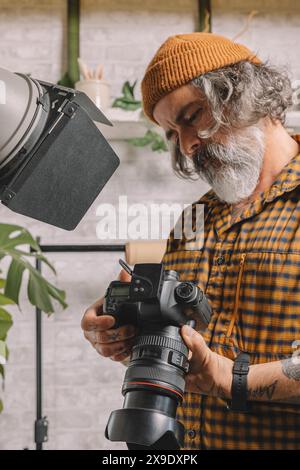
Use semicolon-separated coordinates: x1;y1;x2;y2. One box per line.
102;260;212;450
104;262;211;330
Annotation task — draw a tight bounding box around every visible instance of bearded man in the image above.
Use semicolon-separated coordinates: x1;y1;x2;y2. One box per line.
82;33;300;450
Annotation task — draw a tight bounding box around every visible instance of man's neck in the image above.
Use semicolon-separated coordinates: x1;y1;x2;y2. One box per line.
254;119;300;196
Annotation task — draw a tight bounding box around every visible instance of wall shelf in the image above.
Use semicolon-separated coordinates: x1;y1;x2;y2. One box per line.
96;107;164;141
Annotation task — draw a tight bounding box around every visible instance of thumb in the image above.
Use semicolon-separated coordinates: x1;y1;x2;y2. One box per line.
181;325;209;366
117;268;131;282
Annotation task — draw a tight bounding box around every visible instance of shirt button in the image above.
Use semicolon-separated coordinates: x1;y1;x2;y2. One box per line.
217;255;225;265
187;429;196;439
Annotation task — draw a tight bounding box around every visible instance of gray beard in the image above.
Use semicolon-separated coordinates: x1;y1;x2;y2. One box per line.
193;124;265;204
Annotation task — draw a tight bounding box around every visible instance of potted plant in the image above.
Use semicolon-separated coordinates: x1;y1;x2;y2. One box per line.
0;223;67;413
112;81;168;153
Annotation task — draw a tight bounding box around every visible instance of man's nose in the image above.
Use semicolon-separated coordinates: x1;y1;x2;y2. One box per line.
179;130;201;158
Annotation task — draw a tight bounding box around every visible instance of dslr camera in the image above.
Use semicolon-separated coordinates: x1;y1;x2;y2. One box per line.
101;259;212;450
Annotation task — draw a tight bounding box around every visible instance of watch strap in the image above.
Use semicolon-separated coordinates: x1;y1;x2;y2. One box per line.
228;352;250;413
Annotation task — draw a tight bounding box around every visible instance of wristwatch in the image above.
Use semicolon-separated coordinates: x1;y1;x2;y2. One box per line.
227;352;250;413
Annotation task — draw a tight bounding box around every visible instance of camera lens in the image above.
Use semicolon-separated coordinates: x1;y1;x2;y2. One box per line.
124;324;189;398
105;324;189;449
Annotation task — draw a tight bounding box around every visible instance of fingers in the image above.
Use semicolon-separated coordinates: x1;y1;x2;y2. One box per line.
82;267;134;363
94;337;135;358
83;323;135;363
81;268;131;333
84;326;135;354
110;351;131;362
85;324;136;344
117;268;131;282
81;299;116;332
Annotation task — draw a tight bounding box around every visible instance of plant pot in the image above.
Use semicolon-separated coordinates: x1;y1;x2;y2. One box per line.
75;79;111;111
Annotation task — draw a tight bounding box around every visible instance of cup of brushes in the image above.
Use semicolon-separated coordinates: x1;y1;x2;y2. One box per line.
75;58;111;111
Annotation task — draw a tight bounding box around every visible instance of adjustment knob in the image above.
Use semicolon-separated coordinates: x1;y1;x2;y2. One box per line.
175;282;196;302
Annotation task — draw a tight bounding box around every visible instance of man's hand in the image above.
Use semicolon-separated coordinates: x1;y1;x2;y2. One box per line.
81;269;137;362
181;325;233;399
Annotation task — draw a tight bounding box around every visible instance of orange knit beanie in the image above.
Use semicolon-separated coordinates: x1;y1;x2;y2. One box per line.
141;33;261;124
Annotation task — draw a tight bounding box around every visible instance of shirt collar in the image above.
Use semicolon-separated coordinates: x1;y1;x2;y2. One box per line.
263;134;300;203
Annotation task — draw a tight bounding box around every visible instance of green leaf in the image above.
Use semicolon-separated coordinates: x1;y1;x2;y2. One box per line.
0;308;13;341
112;98;141;111
127;130;154;147
4;258;25;305
127;130;168;153
0;292;15;306
6;249;56;275
0;223;56;276
122;81;134;100
34;253;57;275
122;80;138;101
0;364;5;382
151;139;168;152
127;136;151;146
0;362;4;392
27;274;54;314
4;253;67;313
111;98;126;108
0;224;40;252
117;99;141;106
46;283;67;310
0;340;7;365
112;80;142;111
0;222;68;415
27;273;67;314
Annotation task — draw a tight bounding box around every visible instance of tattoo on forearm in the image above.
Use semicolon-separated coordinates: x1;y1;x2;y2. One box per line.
247;380;278;401
281;358;300;381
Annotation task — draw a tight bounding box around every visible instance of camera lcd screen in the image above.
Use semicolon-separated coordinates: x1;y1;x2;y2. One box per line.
111;286;130;296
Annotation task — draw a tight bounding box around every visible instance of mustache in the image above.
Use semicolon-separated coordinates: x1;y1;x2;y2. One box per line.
190;141;227;172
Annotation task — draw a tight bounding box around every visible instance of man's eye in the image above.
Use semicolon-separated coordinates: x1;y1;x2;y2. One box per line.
186;109;201;124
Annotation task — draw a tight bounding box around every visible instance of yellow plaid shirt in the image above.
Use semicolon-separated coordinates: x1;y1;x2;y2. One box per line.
162;135;300;450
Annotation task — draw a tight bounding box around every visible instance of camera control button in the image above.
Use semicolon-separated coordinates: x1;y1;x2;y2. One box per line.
168;351;181;366
169;351;187;370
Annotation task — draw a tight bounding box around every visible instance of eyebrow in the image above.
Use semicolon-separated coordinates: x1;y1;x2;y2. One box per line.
165;101;196;141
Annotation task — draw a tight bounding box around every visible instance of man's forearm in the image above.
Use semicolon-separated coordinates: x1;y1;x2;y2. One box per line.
247;355;300;404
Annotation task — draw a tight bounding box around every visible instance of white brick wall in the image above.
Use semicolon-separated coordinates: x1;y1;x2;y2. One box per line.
212;0;300;79
0;0;299;450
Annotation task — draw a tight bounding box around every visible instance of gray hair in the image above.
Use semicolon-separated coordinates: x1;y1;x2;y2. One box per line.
171;60;293;179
